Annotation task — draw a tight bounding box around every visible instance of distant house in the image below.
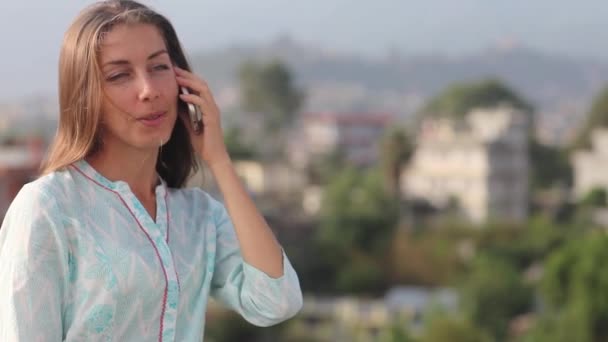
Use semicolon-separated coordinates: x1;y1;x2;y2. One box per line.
402;106;530;224
294;286;458;340
571;129;608;199
0;138;45;220
189;159;306;195
232;160;306;196
289;112;393;168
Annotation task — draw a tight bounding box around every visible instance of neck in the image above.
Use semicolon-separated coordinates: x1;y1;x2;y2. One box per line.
86;144;160;198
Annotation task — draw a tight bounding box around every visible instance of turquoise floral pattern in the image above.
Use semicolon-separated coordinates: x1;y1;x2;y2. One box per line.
85;247;130;291
85;305;114;333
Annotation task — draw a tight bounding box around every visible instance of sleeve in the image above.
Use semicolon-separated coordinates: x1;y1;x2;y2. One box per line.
209;200;303;327
0;184;69;341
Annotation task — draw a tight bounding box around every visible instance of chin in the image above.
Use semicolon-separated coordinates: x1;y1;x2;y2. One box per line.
152;131;173;148
132;131;172;150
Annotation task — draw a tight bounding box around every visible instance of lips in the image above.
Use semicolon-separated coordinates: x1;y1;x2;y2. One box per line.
139;111;165;120
137;111;167;127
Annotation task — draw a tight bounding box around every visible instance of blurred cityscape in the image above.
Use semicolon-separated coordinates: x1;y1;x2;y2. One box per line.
3;36;608;341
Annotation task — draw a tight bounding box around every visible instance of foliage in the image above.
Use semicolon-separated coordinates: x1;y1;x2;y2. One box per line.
306;148;347;186
571;86;608;149
318;168;399;257
224;126;256;160
536;234;608;341
529;140;572;190
418;78;533;120
380;128;414;197
459;255;533;340
579;187;608;208
389;227;463;286
238;59;304;130
419;317;494;342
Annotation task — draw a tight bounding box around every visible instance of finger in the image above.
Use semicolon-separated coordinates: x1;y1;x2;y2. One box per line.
173;66;191;76
178;92;203;103
174;67;207;87
176;75;211;97
175;66;213;86
179;93;208;111
174;65;189;74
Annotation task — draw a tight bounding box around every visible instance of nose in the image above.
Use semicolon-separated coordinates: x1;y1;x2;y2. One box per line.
137;74;160;102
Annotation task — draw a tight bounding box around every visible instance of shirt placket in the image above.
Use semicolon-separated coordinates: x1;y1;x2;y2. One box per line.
117;184;180;342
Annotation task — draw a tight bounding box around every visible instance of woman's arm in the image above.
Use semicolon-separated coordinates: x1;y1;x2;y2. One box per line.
208;195;302;326
175;66;283;277
175;66;302;325
0;184;69;341
209;159;283;277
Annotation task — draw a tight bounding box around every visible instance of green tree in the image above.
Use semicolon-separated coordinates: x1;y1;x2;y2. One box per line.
419;317;493;342
474;217;569;270
418;78;533;121
389;227;463;286
381;321;416;342
380;128;414;197
572;86;608;149
306;147;347;186
569;188;608;228
334;251;386;294
529;141;572;190
205;310;295;342
238;59;304;131
579;187;608;208
536;234;608;341
316;168;398;293
205;311;262;342
522;313;586;342
224;126;255;160
318;168;399;256
460;255;533;340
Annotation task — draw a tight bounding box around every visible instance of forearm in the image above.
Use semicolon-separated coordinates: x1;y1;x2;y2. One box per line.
210;158;284;278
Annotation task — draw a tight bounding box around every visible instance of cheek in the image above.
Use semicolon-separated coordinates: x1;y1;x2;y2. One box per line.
103;85;138;116
161;75;179;102
164;84;179;116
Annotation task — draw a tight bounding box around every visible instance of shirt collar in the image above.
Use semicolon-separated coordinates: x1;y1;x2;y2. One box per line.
73;159;167;194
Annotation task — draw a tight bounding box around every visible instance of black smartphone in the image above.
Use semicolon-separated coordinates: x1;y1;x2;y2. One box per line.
180;86;203;134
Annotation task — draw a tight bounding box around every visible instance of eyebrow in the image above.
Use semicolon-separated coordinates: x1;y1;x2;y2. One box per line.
102;49;169;67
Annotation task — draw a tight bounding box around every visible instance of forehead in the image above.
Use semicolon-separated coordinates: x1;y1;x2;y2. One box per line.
99;23;167;63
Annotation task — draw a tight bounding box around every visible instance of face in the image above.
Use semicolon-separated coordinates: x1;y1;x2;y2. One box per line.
97;23;179;153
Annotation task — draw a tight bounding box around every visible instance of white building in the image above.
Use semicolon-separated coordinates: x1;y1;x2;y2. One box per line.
289;112;393;168
232;160;307;196
571;129;608;199
402;106;529;224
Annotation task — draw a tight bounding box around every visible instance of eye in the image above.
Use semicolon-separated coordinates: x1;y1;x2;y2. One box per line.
106;73;129;82
152;64;170;71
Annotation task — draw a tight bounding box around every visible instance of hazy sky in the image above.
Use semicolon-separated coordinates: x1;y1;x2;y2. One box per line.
1;0;607;101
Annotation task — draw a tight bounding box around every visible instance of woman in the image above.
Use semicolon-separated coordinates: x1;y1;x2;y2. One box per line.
0;1;302;341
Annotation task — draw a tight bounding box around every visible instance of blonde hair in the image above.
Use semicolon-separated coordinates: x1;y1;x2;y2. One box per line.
41;0;197;187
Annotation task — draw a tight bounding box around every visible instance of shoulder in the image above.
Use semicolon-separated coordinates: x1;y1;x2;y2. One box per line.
4;170;72;223
20;168;78;207
0;172;74;264
167;187;226;220
0;171;73;251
